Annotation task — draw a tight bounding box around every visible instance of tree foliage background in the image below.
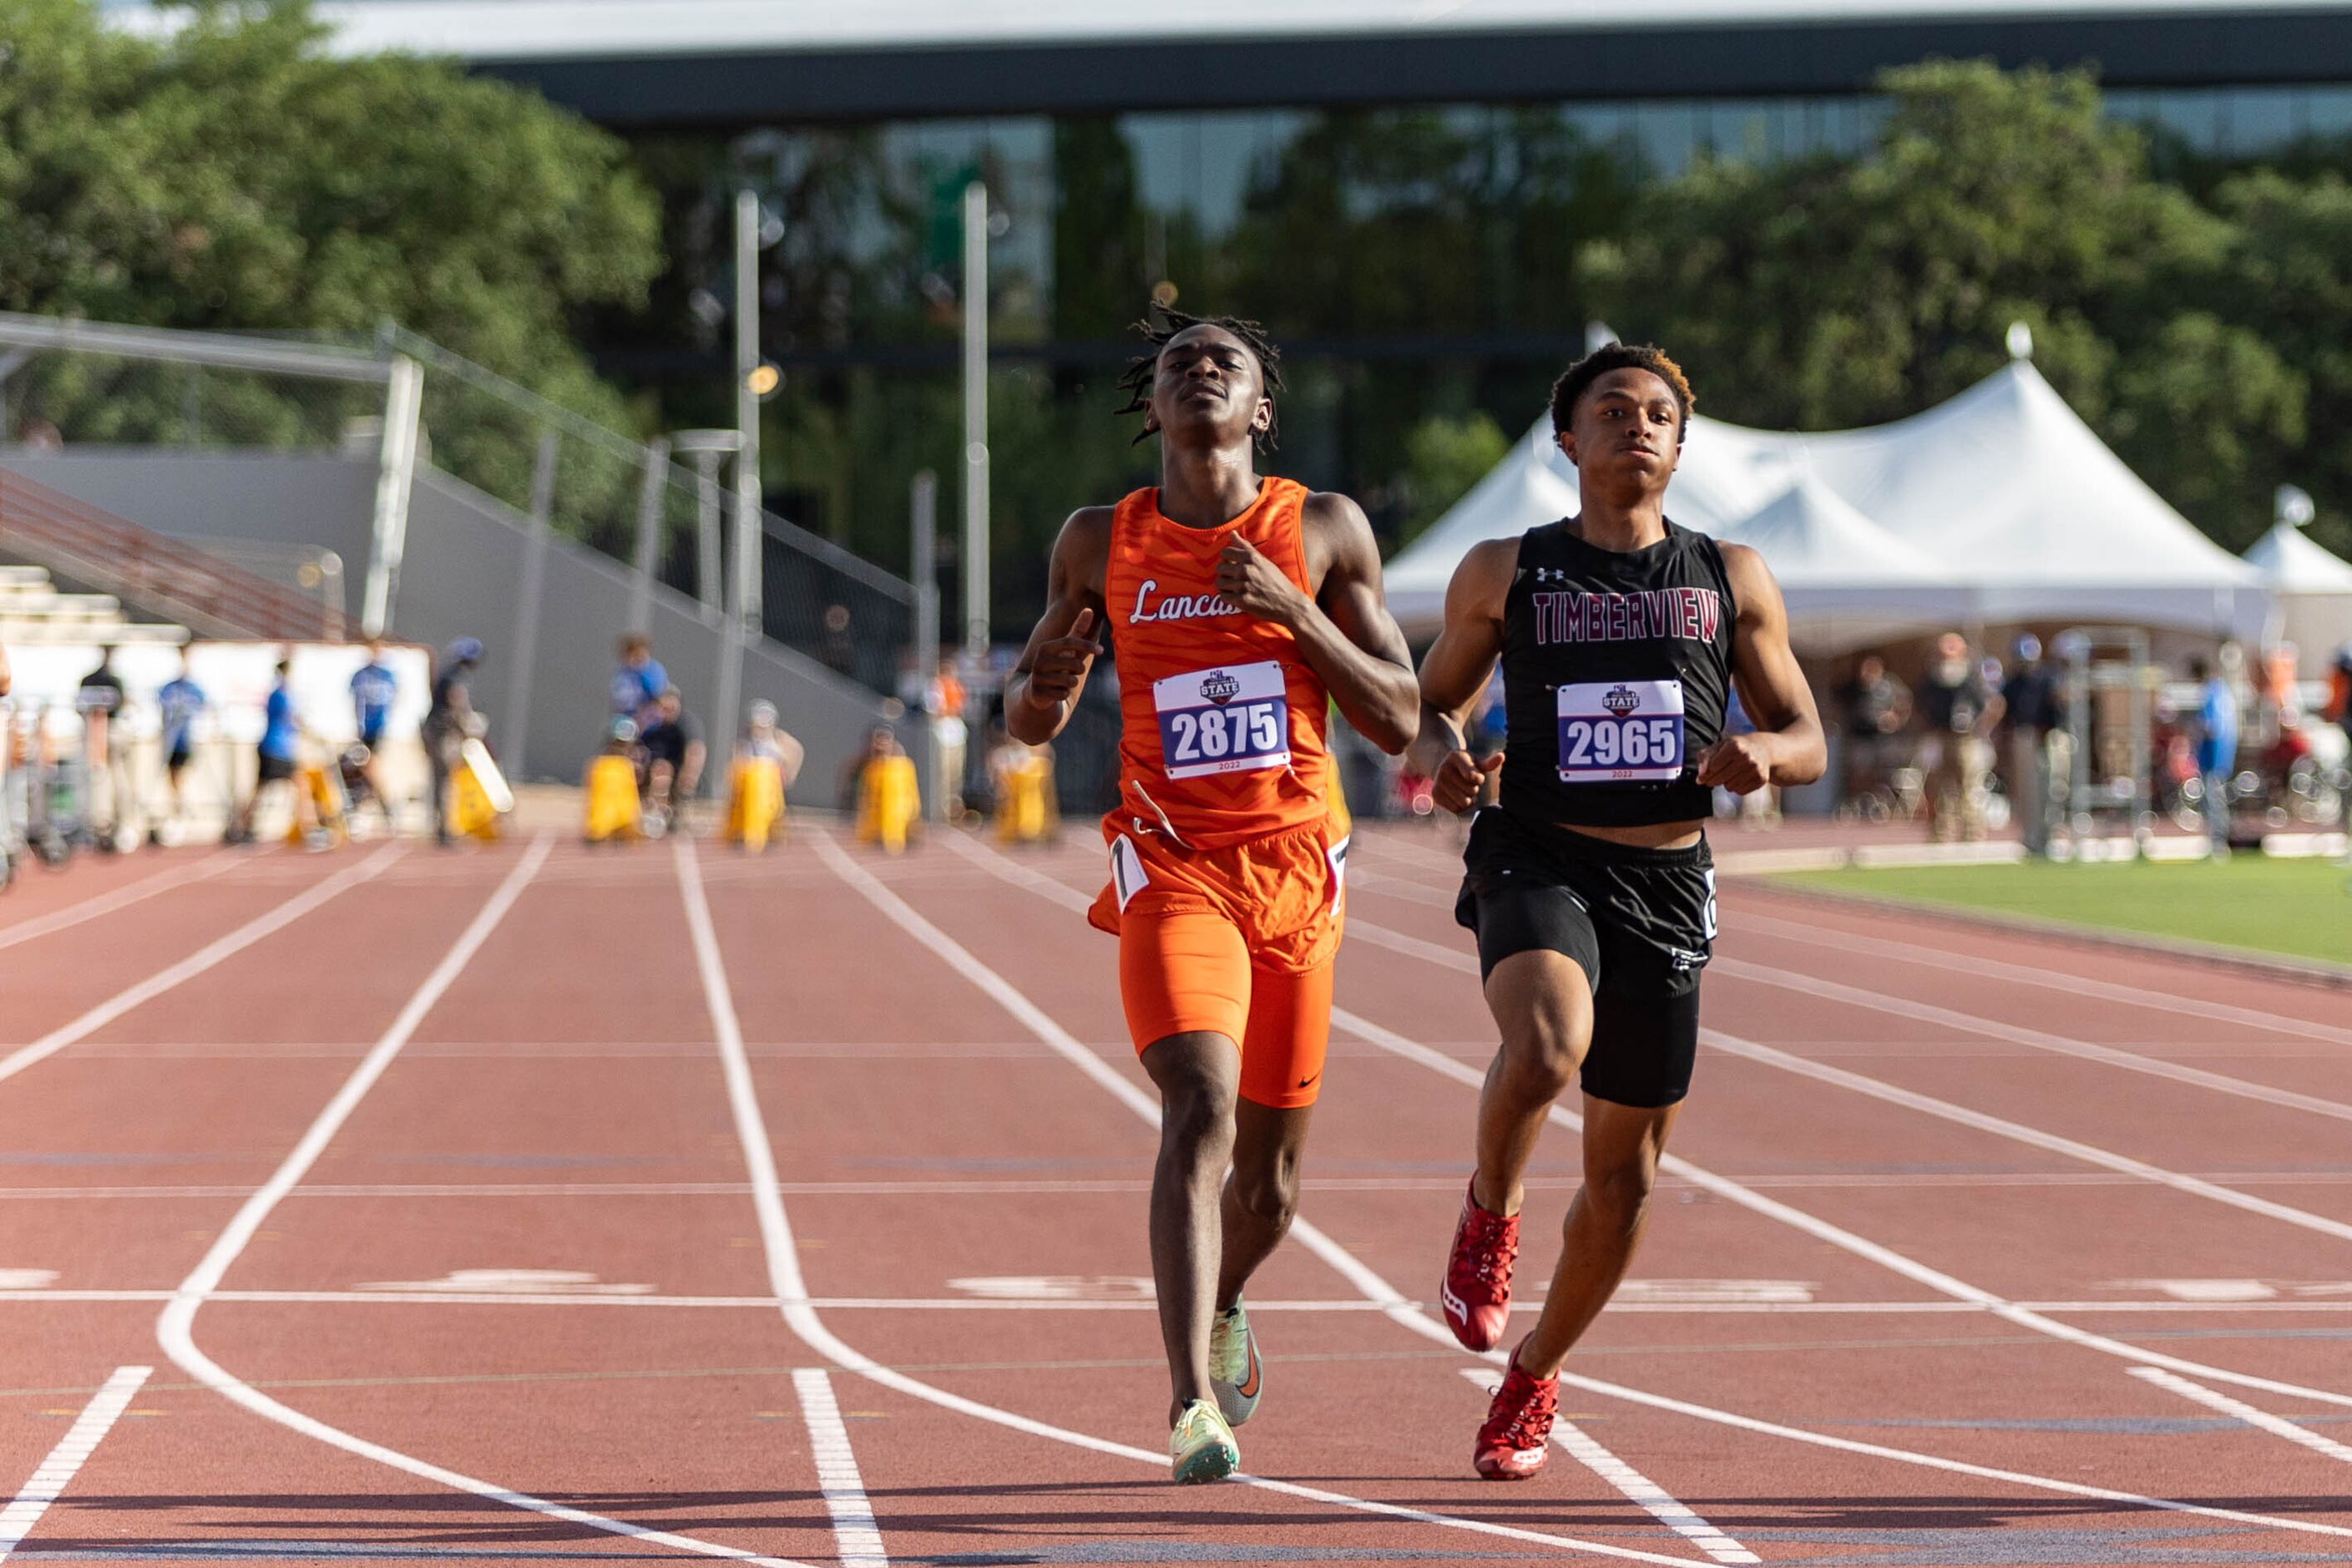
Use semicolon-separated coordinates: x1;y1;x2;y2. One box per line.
0;0;662;448
6;8;2351;618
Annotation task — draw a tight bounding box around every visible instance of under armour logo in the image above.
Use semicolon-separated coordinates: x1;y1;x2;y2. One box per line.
1533;567;1568;584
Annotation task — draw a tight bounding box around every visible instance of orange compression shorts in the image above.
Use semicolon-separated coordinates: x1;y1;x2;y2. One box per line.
1086;817;1348;1110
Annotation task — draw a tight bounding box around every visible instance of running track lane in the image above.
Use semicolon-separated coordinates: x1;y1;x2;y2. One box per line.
4;825;2350;1564
899;826;2352;1561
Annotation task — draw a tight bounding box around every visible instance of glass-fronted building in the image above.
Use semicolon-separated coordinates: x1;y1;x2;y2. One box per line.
258;2;2352;624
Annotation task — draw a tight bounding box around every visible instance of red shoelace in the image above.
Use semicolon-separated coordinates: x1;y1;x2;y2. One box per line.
1481;1362;1558;1451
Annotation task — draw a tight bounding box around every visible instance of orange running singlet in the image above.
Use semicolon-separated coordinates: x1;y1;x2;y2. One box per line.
1103;478;1333;852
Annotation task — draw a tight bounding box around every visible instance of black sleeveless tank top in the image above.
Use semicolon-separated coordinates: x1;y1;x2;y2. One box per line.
1498;518;1737;828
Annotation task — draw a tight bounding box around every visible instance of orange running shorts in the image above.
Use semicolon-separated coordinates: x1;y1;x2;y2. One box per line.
1087;817;1348;1109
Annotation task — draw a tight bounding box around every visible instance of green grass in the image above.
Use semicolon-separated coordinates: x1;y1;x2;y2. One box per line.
1770;855;2352;968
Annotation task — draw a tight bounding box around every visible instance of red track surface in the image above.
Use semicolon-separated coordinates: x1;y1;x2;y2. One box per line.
3;824;2349;1566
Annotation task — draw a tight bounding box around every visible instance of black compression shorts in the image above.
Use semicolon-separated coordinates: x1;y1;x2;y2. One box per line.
1454;807;1716;1109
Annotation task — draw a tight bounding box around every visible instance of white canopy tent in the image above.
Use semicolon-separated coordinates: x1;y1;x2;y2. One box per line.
1386;360;2272;654
2244;520;2352;677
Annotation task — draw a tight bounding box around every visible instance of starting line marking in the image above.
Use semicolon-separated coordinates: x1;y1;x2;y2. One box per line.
1462;1368;1758;1565
0;1364;150;1561
792;1368;887;1568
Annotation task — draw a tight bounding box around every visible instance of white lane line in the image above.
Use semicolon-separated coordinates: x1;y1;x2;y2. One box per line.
154;835;804;1568
1735;908;2352;1050
1341;913;2352;1292
0;846;402;1085
2131;1368;2352;1467
792;1369;888;1568
943;832;2352;1540
19;1287;2352;1314
712;835;1712;1568
0;1365;150;1561
1707;956;2352;1125
1459;1368;1759;1565
1697;1029;2352;1246
0;854;237;955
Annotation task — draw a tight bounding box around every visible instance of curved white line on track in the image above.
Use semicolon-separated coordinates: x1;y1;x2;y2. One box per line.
938;830;2352;1539
0;846;402;1085
0;852;237;954
723;836;1716;1568
153;835;807;1568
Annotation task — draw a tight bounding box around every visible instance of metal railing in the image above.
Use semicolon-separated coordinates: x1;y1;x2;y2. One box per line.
0;312;920;697
0;468;349;640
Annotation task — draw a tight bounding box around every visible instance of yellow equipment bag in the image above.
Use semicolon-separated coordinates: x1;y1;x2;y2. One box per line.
854;753;920;853
449;761;502;842
285;761;348;846
583;753;642;843
993;752;1055;845
725;756;787;851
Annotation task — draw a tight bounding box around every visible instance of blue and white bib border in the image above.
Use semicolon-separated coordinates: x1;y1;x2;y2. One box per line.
1555;678;1687;785
1153;660;1291;780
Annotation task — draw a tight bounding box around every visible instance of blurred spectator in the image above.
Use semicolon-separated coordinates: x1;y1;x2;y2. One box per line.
822;604;856;677
638;686;706;832
928;656;969;821
225;657;321;848
2000;635;2061;857
1832;653;1910;810
1915;632;2002;842
987;722;1056;845
2325;643;2350;757
348;637;400;832
154;654;208;842
2189;651;2238;859
77;646;128;840
18;417;61;451
424;639;483;848
610;633;667;728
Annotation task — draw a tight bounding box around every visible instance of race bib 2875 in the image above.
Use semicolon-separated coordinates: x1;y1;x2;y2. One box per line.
1154;660;1290;779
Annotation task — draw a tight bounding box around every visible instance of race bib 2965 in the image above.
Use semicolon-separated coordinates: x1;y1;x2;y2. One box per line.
1556;679;1685;783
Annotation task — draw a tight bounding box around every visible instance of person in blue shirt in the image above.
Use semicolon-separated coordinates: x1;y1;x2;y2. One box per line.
225;657;321;847
611;633;667;729
2189;652;2239;860
154;653;209;843
347;638;401;830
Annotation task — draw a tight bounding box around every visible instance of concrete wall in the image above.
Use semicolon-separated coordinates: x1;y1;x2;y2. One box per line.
0;448;891;792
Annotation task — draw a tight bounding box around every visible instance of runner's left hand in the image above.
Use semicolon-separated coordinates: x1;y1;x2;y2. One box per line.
1694;733;1775;793
1215;537;1309;626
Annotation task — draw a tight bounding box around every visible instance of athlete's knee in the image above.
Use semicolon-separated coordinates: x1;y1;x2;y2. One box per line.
1578;1152;1660;1234
1228;1161;1298;1230
1146;1034;1241;1152
1498;1005;1587;1100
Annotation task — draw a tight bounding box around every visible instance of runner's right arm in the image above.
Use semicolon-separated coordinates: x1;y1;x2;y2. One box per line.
1004;508;1111;746
1412;538;1519;813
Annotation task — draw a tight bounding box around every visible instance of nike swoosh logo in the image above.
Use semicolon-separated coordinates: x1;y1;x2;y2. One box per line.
1297;1072;1320;1090
1236;1338;1260;1399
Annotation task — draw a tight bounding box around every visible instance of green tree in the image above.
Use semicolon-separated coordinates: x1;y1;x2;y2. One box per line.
1586;59;2306;549
1399;411;1509;543
0;0;661;458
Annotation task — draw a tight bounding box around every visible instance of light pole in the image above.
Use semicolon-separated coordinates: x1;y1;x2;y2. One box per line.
721;190;782;748
962;180;990;665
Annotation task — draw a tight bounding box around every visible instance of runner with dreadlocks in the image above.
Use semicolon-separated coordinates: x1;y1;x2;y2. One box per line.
1007;306;1416;1483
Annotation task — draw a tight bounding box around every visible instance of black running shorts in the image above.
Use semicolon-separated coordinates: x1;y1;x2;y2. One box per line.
1453;807;1716;1109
